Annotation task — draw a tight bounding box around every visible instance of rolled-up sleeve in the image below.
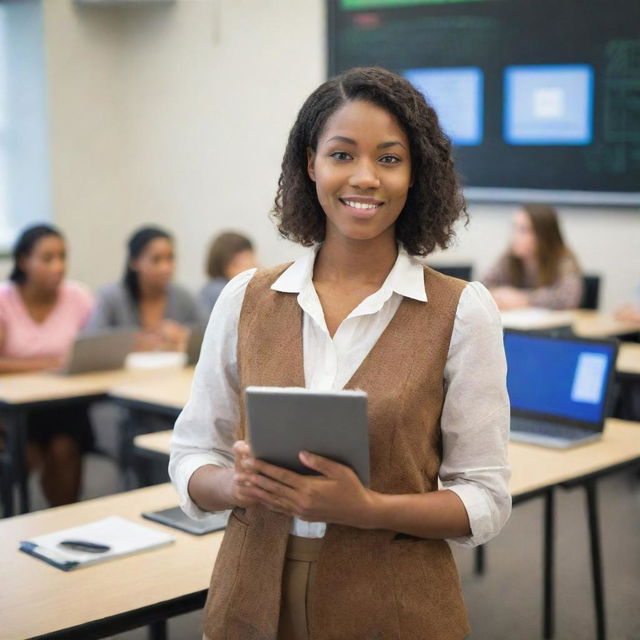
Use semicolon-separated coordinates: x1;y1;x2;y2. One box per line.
440;281;512;547
168;269;256;519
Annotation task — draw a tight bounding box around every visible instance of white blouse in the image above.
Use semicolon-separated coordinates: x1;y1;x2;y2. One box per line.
169;247;511;547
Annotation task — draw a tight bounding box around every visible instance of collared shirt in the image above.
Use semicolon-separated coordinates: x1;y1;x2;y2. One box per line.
169;247;511;547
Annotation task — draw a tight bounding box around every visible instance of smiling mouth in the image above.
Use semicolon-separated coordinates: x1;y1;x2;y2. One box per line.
339;198;384;211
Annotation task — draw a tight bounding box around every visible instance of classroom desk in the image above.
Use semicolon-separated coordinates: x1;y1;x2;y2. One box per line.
0;482;223;640
616;342;640;377
573;310;640;339
132;419;640;640
110;367;195;417
0;367;178;517
501;308;640;338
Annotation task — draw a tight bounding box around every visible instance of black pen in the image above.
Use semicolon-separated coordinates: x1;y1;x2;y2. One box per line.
58;539;111;553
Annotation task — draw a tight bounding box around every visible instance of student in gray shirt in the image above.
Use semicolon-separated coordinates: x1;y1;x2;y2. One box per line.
86;226;204;350
199;231;256;316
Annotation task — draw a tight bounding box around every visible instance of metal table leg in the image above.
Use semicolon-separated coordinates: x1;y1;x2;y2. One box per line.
474;544;485;575
543;489;555;639
149;620;167;640
3;409;29;515
585;479;606;640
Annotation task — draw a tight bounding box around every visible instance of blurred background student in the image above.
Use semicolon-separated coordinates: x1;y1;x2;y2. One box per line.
199;231;256;315
0;224;94;505
482;204;583;311
86;226;204;351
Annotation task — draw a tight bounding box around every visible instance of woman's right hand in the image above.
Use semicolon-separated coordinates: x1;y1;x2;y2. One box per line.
228;440;260;508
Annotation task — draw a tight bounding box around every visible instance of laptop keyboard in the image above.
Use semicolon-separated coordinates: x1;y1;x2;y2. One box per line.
511;416;596;441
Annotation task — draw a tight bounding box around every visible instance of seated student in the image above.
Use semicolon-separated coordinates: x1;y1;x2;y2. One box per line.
482;204;583;310
199;231;256;315
0;224;94;505
86;226;204;351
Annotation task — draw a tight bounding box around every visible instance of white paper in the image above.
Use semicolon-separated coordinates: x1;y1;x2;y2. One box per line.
501;308;574;329
571;352;607;404
23;516;174;567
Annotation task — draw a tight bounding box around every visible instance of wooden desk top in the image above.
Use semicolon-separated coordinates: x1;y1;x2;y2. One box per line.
134;421;640;500
111;342;640;416
0;483;222;639
109;367;195;411
501;309;640;338
573;310;640;339
0;367;177;407
134;430;173;455
617;342;640;376
509;419;640;496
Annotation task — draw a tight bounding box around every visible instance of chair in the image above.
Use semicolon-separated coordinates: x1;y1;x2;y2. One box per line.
580;275;601;310
429;264;473;281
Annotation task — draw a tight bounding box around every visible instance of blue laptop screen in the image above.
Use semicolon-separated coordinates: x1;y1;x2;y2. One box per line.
504;333;615;424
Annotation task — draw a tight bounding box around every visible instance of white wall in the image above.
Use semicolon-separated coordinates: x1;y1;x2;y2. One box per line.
41;0;639;310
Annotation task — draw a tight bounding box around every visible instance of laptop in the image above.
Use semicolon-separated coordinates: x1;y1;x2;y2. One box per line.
504;330;619;449
59;329;137;375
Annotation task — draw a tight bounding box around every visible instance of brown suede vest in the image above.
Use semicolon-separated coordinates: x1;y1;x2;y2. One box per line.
203;263;470;640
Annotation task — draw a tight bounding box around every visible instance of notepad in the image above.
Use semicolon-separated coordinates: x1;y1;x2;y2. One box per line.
501;308;575;329
19;516;175;571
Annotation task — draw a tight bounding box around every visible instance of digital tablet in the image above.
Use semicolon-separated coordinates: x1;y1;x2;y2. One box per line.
142;506;229;536
245;386;369;487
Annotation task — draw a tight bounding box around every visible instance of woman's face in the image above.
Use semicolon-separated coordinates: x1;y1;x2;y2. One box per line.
131;237;175;291
306;100;412;245
19;235;66;292
511;209;537;260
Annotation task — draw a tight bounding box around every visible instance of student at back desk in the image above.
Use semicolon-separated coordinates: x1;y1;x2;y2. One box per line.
0;224;94;505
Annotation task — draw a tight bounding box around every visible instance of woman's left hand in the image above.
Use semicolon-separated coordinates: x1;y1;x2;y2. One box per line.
242;451;377;528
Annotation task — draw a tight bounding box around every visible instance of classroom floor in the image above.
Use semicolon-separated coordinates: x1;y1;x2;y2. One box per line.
27;409;640;640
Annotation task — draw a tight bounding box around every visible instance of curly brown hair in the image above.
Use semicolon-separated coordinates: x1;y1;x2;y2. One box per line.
272;67;467;256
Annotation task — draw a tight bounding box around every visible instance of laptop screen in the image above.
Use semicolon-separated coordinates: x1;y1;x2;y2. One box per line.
504;332;616;424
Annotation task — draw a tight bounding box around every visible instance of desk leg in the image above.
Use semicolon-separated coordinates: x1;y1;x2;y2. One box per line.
3;409;29;516
149;620;167;640
1;448;13;517
543;489;555;639
474;545;485;575
14;410;30;514
586;480;606;640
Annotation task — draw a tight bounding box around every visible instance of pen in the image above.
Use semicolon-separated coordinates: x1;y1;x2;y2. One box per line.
58;539;111;553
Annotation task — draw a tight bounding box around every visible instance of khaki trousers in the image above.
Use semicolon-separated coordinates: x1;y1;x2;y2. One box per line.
203;534;323;640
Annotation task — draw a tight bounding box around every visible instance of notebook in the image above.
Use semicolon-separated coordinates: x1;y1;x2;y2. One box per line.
19;516;175;571
504;330;619;449
245;386;370;486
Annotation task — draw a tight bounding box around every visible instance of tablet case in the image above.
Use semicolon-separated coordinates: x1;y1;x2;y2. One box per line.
245;386;370;487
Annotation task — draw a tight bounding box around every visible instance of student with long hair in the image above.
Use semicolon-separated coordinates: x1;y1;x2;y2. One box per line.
86;226;203;350
199;231;256;315
170;67;510;640
0;224;94;505
483;204;583;310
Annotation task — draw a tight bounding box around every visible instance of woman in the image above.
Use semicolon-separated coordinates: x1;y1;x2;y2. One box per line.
199;231;256;315
0;224;94;505
170;67;511;640
86;226;204;351
483;204;583;310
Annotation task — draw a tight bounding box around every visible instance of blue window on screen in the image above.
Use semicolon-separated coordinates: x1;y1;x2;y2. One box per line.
504;64;594;145
403;67;483;146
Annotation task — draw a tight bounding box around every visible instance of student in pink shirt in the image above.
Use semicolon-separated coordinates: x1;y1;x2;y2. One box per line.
0;224;94;505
